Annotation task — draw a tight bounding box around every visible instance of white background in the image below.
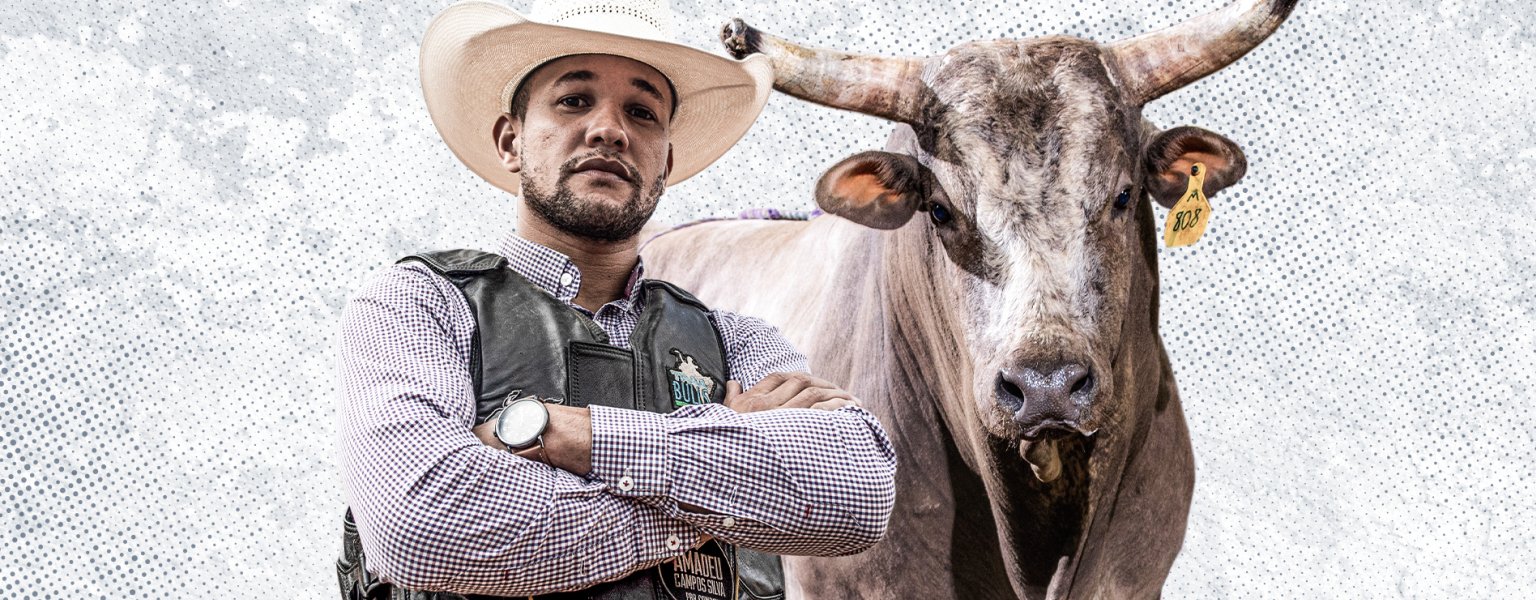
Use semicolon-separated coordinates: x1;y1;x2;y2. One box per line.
2;0;1532;597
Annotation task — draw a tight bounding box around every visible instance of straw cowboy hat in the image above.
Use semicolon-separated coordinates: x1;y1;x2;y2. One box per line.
419;0;774;195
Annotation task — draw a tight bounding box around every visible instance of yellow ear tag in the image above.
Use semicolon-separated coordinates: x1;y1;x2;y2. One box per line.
1163;162;1213;247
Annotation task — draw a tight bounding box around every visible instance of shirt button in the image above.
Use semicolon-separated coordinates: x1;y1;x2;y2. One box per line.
618;476;635;492
559;272;575;287
722;517;736;528
665;535;681;550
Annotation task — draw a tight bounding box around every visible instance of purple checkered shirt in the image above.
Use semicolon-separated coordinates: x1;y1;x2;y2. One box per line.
335;234;898;596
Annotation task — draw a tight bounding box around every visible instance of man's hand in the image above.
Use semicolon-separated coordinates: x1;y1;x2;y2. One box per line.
724;372;861;413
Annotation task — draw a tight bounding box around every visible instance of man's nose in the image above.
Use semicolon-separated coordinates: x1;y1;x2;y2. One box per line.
584;106;628;152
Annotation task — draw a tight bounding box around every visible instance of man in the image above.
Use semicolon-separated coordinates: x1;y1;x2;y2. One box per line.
334;1;898;599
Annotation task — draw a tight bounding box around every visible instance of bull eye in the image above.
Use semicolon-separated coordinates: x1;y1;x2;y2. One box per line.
1114;187;1133;209
930;202;952;225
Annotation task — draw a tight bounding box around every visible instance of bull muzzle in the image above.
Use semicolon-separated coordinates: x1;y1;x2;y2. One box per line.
996;361;1099;440
995;361;1101;484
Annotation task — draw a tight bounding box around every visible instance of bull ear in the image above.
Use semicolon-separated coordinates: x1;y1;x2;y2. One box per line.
815;151;929;230
1143;126;1247;208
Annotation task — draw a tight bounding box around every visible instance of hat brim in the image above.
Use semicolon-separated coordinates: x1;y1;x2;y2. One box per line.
419;1;773;195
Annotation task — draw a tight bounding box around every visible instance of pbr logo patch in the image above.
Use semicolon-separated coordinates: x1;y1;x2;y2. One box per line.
657;538;738;600
667;348;718;408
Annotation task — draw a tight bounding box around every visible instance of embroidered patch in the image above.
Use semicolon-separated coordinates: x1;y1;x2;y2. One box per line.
667;348;718;408
657;538;737;600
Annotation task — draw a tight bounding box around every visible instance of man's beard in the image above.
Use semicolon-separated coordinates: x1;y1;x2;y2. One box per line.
521;154;666;243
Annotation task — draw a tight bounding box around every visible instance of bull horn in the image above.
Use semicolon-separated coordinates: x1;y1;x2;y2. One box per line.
1108;0;1299;104
720;18;932;124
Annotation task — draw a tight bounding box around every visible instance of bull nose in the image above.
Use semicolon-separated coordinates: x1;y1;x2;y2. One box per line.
996;362;1095;438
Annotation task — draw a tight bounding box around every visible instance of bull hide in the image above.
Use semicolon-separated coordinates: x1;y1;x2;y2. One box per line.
643;1;1297;598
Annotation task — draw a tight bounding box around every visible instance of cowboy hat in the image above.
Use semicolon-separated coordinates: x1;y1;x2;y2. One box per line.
419;0;773;195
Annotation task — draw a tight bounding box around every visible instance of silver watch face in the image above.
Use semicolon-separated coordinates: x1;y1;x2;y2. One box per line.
495;398;548;449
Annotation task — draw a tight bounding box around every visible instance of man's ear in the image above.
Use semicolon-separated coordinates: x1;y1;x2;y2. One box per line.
493;114;521;173
815;151;930;230
664;143;674;182
1143;126;1247;208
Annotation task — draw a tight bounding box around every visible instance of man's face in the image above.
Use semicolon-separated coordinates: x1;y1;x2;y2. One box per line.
498;54;675;242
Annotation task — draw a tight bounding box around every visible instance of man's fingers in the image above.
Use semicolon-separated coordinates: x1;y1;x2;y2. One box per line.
784;386;854;409
808;398;858;411
723;380;744;411
752;372;840;394
799;374;842;390
752;372;790;392
759;372;806;405
761;373;842;406
727;373;862;413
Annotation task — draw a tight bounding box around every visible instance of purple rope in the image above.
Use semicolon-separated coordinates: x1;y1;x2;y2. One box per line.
639;208;825;251
735;208;824;220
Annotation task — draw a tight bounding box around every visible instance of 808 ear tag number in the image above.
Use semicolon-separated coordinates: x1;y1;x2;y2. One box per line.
1170;205;1204;233
1162;162;1213;248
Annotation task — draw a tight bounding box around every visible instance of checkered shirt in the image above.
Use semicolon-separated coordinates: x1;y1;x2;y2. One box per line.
335;233;898;596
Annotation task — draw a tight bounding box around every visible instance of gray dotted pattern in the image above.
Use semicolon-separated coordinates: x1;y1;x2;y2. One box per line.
2;0;1532;597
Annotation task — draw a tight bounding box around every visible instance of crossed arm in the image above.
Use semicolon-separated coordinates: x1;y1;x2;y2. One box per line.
471;372;867;475
335;265;898;597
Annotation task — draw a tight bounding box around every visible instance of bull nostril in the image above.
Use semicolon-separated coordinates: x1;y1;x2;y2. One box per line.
995;374;1025;412
1069;371;1094;395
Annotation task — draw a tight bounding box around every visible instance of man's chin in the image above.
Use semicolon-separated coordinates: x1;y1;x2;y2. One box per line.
522;171;662;242
533;197;654;243
564;180;638;207
556;213;653;243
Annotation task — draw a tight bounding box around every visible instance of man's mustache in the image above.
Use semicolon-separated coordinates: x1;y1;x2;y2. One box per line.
559;152;640;184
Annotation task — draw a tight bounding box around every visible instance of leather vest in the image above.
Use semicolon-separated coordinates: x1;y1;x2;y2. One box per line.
338;249;785;600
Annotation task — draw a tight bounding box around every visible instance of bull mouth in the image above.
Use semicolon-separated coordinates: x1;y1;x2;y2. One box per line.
1020;419;1098;442
1019;427;1095;483
976;399;1099;444
978;398;1100;484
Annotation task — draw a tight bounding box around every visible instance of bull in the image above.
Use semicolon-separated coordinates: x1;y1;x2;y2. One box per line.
641;0;1298;597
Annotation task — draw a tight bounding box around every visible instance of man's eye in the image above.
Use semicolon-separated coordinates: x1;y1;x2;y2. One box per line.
558;96;588;108
628;106;657;121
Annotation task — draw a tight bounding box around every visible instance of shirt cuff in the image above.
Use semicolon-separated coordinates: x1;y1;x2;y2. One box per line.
588;405;669;497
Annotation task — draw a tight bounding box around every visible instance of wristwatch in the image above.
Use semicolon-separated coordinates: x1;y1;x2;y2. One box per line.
489;397;550;452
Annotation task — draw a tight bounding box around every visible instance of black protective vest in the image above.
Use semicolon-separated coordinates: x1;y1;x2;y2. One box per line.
337;249;784;600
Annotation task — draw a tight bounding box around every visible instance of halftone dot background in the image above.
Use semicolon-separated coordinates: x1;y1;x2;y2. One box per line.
2;0;1531;597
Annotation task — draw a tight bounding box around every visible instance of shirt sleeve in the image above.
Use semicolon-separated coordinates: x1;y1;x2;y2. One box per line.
710;310;811;387
588;403;898;557
334;264;704;596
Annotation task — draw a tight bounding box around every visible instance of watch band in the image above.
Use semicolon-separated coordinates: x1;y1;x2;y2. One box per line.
498;430;549;466
532;434;550;466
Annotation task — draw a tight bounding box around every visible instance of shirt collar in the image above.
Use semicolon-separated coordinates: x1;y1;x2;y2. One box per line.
497;233;648;305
